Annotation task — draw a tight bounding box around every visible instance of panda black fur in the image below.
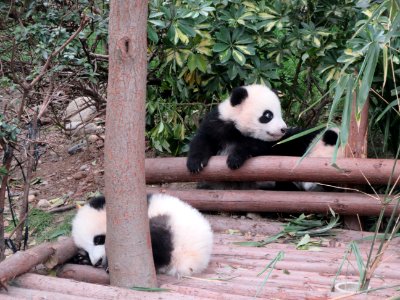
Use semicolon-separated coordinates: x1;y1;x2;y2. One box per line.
71;194;213;277
187;84;287;173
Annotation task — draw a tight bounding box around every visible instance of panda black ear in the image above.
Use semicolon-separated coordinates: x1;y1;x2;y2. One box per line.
230;87;248;106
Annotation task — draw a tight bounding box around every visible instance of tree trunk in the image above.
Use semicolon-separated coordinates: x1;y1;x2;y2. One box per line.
344;95;370;230
105;0;157;288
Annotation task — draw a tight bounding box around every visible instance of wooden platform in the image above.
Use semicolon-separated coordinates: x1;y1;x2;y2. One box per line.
2;216;400;299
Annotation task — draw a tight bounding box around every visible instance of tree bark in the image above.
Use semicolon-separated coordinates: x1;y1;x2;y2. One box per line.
0;146;13;262
344;95;370;230
105;0;156;288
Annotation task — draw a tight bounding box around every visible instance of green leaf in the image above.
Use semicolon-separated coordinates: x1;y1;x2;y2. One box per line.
340;77;354;146
235;45;255;55
147;25;158;43
130;287;170;292
296;234;311;249
328;75;350;123
219;48;232;64
177;21;196;37
175;27;189;44
187;54;197;72
215;28;231;44
356;43;380;115
213;43;230;53
375;99;399;123
232;49;246;65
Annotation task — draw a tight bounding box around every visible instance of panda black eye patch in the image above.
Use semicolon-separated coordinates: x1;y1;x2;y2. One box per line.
259;110;273;124
93;234;106;245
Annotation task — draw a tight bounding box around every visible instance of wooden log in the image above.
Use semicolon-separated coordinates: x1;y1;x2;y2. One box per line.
57;264;110;285
3;286;92;300
147;188;399;216
13;273;191;299
0;238;77;287
44;237;78;269
0;242;54;286
145;156;399;185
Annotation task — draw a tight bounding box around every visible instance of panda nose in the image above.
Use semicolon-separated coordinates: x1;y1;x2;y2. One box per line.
281;127;287;134
94;258;103;267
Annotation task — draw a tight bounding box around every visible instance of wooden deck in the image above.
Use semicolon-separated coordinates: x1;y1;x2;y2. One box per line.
2;216;400;299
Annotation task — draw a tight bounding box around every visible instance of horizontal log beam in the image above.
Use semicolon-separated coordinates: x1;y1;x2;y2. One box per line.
147;188;399;216
0;238;77;288
145;156;399;185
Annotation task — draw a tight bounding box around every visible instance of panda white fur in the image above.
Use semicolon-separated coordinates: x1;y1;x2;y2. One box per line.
187;84;287;173
71;193;213;277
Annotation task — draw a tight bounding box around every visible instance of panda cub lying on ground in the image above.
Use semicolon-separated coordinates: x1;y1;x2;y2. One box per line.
186;84;343;191
72;193;213;277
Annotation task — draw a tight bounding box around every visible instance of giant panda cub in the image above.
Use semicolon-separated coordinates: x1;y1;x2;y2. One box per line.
187;84;287;173
186;84;343;191
72;193;213;277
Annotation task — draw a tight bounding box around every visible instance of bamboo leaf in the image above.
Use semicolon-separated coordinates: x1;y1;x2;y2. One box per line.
340;77;354;146
382;45;388;91
328;75;350;123
375;99;398;123
255;251;285;297
356;43;380;115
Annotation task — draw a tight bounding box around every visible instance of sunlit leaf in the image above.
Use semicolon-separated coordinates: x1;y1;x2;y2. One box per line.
232;49;246;65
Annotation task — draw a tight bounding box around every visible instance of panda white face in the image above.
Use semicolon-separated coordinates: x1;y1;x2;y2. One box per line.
219;84;287;141
72;203;107;267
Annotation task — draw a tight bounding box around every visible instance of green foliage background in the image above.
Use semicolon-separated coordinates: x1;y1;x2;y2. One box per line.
0;0;399;156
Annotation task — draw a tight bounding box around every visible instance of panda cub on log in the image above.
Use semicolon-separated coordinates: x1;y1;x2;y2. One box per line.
186;84;344;191
187;84;287;173
71;193;213;277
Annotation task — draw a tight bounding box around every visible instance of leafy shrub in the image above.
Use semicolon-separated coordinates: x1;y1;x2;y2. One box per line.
1;0;398;155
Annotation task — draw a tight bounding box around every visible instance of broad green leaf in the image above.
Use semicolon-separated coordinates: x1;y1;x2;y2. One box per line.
219;48;232;63
175;27;189;44
313;36;321;48
235;45;255;55
259;12;277;20
178;21;196;37
147;25;158;43
215;28;231;44
213;43;230;52
187;54;197;72
196;55;208;72
232;49;246;65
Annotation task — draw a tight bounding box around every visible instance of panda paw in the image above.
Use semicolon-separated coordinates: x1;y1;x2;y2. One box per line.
187;157;206;173
227;154;246;170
